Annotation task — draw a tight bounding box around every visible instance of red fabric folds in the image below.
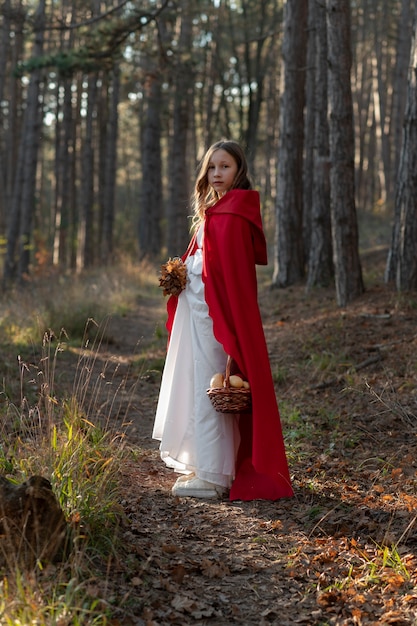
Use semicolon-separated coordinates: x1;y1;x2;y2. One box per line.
166;189;293;501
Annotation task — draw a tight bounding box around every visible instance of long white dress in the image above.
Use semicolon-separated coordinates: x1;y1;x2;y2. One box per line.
153;227;238;489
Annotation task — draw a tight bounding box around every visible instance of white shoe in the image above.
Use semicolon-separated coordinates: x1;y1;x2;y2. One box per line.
173;472;195;486
172;476;226;499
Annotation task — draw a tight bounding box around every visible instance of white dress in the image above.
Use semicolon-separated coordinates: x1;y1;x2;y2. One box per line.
153;226;238;488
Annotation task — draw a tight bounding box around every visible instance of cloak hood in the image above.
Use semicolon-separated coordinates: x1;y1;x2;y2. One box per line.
205;189;268;266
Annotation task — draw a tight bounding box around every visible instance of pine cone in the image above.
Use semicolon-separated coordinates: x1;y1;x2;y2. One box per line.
159;257;187;296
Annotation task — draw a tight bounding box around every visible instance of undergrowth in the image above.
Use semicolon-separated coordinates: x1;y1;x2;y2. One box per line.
0;259;158;347
0;263;156;624
0;260;416;623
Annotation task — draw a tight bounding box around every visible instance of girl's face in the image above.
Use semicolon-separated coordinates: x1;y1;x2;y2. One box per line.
207;149;238;196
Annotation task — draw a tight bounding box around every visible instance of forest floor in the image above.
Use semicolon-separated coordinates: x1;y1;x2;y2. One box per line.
55;247;417;625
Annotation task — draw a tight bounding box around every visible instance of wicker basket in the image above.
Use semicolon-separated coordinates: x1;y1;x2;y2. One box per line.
207;356;252;414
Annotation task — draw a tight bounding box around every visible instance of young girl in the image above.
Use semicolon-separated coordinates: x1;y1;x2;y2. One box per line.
153;140;293;501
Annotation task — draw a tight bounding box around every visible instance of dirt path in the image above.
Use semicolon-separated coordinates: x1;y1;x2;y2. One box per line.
58;279;417;625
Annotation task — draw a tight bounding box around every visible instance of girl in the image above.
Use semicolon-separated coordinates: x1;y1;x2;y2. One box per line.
153;140;293;501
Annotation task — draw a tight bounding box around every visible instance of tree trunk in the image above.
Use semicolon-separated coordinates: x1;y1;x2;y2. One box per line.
201;36;217;151
242;0;268;174
78;74;98;269
3;0;45;285
101;64;120;264
351;8;373;214
390;0;415;206
260;42;280;231
0;0;12;227
391;0;417;291
385;0;415;283
327;0;364;307
272;0;308;288
5;1;24;234
303;0;316;264
17;1;47;282
53;75;74;268
306;0;333;290
166;1;194;256
53;0;76;269
370;0;391;204
139;70;163;260
70;76;82;271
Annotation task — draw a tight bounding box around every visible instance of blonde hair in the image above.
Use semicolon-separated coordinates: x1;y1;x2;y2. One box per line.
191;140;252;228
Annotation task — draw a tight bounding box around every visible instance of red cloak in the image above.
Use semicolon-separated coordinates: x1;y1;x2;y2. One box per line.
166;189;293;501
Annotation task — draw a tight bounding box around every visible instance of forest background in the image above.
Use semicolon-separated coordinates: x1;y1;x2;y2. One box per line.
2;0;417;304
1;1;417;623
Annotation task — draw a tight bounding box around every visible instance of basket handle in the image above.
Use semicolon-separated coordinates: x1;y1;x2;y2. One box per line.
224;355;233;389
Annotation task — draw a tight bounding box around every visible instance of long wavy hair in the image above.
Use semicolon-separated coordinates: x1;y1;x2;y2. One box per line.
191;140;252;228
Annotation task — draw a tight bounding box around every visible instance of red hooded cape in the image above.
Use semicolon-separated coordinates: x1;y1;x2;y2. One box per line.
166;189;293;501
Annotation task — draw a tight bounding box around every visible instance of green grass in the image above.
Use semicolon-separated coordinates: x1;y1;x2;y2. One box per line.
0;263;158;623
319;542;411;593
0;335;127;622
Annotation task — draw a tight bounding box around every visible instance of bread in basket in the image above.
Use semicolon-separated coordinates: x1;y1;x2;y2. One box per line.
207;355;252;414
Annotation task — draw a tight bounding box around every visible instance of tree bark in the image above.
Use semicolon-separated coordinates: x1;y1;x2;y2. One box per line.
272;0;308;288
4;2;24;240
303;0;316;263
53;0;77;269
0;0;12;228
327;0;364;307
78;73;98;269
101;64;120;264
166;0;194;256
53;74;74;268
3;0;45;285
391;0;417;291
139;70;163;260
306;0;333;290
393;0;415;181
241;0;271;175
385;0;415;283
